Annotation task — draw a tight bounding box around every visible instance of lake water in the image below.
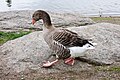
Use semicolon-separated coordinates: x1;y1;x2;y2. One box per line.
0;0;120;16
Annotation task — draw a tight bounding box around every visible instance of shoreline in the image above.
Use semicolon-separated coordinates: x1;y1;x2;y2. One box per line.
0;10;120;17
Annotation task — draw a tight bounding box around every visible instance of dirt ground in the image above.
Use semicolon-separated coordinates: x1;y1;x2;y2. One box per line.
0;61;120;80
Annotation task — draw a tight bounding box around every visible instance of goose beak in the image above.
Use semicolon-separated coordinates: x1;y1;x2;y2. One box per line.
32;19;36;25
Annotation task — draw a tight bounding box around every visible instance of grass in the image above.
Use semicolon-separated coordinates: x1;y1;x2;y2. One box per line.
91;17;113;21
90;17;120;25
0;31;31;45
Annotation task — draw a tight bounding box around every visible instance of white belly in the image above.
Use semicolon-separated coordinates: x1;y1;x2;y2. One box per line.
69;47;87;58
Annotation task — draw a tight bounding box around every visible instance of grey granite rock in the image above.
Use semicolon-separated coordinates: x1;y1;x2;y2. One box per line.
0;10;94;32
0;23;120;73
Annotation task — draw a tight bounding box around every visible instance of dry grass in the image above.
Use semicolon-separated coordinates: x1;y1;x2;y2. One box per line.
90;17;120;25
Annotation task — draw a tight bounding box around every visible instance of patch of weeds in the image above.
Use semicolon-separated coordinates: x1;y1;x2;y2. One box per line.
108;67;120;71
35;77;55;80
95;66;120;72
0;31;31;45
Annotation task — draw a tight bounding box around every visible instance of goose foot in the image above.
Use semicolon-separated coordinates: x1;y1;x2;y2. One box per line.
42;59;58;68
64;57;75;65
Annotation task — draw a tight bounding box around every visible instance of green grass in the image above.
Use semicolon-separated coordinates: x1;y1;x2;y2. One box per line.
107;67;120;71
0;31;31;45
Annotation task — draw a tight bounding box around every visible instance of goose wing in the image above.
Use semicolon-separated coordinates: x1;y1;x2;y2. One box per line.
49;28;90;59
50;40;71;59
52;28;89;47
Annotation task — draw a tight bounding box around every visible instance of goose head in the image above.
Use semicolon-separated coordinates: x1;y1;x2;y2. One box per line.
32;10;52;27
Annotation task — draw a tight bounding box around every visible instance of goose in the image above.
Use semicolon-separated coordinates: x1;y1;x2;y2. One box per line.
32;10;97;67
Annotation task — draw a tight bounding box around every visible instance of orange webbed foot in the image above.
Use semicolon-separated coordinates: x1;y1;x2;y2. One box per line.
42;59;58;68
64;57;75;65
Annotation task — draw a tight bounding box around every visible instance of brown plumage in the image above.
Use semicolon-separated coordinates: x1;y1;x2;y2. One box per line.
32;10;95;67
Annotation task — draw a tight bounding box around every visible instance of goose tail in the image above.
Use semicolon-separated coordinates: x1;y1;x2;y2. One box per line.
88;41;97;46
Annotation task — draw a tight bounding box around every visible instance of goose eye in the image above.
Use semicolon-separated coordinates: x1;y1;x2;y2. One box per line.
88;45;91;47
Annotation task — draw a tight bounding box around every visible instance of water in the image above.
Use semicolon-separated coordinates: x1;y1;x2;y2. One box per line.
0;0;120;16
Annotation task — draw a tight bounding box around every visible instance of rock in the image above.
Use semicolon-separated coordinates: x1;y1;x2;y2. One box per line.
0;23;120;73
0;10;94;32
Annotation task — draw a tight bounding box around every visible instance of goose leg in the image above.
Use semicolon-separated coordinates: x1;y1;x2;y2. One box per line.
64;57;75;65
46;54;56;60
42;54;59;68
